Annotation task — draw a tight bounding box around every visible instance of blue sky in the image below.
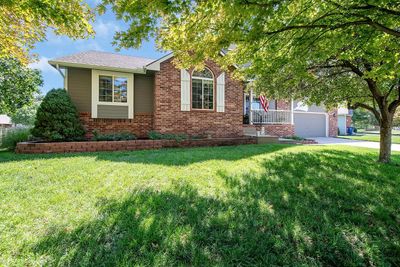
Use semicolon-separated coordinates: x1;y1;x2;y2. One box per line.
29;0;167;94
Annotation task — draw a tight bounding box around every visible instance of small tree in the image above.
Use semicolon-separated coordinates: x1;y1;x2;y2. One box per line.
31;89;85;141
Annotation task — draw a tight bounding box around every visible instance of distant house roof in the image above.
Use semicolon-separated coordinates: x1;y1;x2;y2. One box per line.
48;51;156;73
0;115;11;125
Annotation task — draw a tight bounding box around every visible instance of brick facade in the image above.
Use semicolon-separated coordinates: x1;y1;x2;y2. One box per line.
80;112;153;138
153;58;244;138
276;100;291;110
328;109;338;137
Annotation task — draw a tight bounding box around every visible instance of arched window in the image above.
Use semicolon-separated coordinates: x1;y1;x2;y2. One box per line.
192;68;214;110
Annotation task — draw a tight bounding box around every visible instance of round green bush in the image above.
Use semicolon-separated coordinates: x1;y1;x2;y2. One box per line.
31;89;85;141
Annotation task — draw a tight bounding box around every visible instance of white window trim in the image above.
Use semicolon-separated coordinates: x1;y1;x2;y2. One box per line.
191;68;214;110
92;70;134;119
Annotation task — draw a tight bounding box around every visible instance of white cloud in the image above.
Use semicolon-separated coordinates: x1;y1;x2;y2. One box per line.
94;19;120;38
76;39;105;51
28;57;58;74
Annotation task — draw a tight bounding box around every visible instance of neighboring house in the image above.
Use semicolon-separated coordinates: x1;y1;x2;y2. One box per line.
49;50;340;138
337;107;353;135
0;115;12;128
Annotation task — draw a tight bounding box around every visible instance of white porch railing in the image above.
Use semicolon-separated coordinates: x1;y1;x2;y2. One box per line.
251;109;291;124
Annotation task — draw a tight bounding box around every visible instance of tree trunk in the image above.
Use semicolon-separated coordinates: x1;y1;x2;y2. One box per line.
379;122;392;163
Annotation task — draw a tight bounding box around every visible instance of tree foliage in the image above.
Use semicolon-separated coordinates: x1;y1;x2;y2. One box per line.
352;109;379;130
0;57;43;114
0;0;94;64
31;89;85;141
102;0;400;162
10;96;42;126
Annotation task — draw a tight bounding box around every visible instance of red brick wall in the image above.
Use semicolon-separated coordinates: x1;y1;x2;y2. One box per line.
244;124;295;137
328;110;338;137
153;58;244;138
80;112;153;138
276;100;291;110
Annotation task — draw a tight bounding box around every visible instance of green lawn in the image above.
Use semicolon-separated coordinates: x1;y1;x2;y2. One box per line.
357;129;400;135
339;134;400;144
1;144;400;266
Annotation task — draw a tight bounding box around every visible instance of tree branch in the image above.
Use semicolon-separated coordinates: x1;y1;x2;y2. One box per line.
341;60;364;77
350;102;381;122
388;81;400;113
367;20;400;38
349;4;400;16
262;20;371;35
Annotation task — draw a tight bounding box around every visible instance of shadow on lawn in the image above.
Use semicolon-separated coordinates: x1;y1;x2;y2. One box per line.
31;149;400;266
0;144;291;166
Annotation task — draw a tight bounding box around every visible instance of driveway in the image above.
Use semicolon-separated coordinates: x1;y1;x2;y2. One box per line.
311;137;400;152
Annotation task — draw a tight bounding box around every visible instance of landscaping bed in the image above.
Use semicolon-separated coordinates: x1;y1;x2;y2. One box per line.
15;137;257;154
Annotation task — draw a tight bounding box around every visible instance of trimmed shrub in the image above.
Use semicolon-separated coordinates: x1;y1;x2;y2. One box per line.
148;131;188;142
1;128;31;150
31;89;85;141
92;131;136;141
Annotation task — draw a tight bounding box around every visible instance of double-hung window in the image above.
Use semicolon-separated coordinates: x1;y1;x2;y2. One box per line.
99;75;128;103
192;68;214;110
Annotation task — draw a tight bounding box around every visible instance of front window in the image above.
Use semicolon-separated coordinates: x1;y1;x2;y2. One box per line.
192;68;214;110
99;75;128;103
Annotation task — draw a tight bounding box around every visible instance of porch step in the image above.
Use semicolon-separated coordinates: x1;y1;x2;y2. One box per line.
255;135;280;144
243;127;257;136
243;127;280;144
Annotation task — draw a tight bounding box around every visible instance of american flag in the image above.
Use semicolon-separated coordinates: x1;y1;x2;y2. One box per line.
259;95;269;112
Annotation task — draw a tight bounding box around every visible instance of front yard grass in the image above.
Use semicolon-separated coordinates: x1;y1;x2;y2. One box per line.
1;144;399;266
339;134;400;144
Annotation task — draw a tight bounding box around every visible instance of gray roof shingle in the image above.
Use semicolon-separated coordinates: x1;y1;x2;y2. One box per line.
49;50;155;71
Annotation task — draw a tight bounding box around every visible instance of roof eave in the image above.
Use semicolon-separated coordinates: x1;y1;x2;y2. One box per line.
145;53;174;71
48;60;148;74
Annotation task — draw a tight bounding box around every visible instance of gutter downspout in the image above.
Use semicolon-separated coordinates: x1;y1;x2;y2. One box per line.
55;64;68;90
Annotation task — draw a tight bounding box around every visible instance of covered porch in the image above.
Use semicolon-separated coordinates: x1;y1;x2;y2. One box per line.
243;92;294;125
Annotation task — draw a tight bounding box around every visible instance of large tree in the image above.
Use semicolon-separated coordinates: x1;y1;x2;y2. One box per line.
0;0;94;64
102;0;400;163
0;57;43;114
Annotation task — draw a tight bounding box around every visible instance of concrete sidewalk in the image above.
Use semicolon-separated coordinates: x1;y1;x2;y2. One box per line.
311;137;400;152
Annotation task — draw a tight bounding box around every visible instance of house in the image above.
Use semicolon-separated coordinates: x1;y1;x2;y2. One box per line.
49;50;340;139
0;115;12;128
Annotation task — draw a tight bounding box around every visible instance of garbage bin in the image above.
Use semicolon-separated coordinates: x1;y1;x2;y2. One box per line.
347;127;354;135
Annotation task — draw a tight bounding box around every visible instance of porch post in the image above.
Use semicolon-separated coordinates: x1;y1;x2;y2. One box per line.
249;90;253;125
290;99;294;124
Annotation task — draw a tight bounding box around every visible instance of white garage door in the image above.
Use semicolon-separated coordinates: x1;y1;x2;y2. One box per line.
294;113;327;137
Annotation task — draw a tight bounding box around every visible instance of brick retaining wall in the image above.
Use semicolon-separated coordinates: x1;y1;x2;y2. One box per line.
16;137;257;154
243;124;295;137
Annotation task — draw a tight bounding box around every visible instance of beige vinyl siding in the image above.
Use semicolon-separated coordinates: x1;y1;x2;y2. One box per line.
97;105;129;119
67;67;92;112
134;74;154;113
